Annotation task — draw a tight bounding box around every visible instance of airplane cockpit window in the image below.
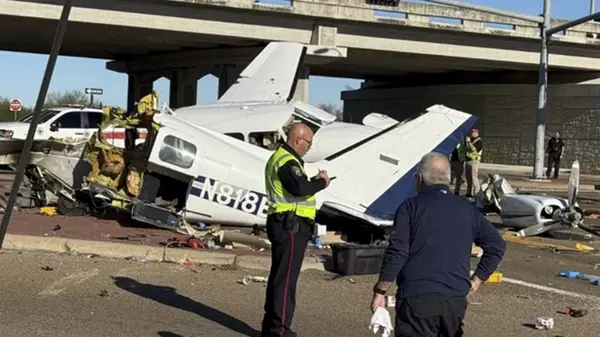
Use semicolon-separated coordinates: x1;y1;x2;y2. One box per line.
158;135;196;169
249;132;279;151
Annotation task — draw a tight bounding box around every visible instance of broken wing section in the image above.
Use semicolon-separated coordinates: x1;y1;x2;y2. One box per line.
217;42;307;104
315;105;477;224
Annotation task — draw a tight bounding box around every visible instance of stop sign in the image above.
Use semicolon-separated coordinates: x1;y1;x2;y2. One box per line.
9;99;22;112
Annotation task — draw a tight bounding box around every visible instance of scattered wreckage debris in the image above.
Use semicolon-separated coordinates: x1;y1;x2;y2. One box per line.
476;161;600;238
161;228;272;251
40;206;57;216
559;270;600;286
218;230;270;250
534;317;554;330
562;307;588;318
239;275;268;285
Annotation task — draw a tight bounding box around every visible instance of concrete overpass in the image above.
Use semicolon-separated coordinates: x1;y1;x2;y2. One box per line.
3;0;600;171
3;1;600;100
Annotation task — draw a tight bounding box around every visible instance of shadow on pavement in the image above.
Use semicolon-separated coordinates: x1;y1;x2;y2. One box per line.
113;276;261;337
157;332;183;337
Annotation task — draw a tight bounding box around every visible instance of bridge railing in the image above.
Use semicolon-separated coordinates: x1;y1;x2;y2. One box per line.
236;0;600;43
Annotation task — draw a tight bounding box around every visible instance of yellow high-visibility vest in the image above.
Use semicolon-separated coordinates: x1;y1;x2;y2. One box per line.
456;142;466;161
466;138;483;163
264;146;317;219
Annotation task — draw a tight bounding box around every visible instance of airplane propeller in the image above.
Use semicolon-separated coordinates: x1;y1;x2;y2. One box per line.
517;160;598;237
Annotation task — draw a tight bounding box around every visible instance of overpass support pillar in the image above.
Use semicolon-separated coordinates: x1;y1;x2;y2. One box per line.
292;66;309;103
218;64;242;98
170;69;200;109
127;74;154;112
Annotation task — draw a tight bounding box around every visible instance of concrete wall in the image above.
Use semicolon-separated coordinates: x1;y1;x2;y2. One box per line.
342;84;600;173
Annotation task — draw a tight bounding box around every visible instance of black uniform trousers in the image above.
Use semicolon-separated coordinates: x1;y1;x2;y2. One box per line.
394;295;468;337
546;153;561;179
261;213;312;337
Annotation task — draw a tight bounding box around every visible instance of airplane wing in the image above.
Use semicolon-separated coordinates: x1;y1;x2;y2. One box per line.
314;104;478;226
217;42;307;104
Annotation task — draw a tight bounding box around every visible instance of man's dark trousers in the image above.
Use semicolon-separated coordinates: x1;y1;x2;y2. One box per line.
261;213;312;337
394;295;468;337
546;153;561;179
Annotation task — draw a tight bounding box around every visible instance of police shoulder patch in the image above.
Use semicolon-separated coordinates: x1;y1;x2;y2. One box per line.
292;165;303;176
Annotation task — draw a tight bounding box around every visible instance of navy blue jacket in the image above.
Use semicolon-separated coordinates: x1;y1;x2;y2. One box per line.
378;184;506;299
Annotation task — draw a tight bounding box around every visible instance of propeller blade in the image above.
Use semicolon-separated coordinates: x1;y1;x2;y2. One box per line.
567;160;580;207
578;223;600;237
516;219;563;237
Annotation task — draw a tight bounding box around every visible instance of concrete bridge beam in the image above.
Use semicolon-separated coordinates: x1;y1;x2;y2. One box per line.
169;68;206;109
361;71;600;88
127;74;157;113
292;66;310;103
218;64;242;99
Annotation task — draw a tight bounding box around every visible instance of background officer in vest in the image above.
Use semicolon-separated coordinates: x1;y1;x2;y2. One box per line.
464;128;483;198
261;123;331;337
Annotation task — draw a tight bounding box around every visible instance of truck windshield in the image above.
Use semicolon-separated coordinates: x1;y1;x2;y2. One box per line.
18;110;60;123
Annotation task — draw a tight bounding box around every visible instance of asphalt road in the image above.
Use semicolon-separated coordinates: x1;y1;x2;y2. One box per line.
1;241;600;337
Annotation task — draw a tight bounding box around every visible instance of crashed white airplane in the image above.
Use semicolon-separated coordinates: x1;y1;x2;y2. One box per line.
19;42;477;240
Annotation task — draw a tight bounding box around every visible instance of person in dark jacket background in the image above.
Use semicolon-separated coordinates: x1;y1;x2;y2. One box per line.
546;131;565;179
370;152;506;337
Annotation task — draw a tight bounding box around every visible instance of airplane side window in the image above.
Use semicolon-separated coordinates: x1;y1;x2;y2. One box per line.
249;132;278;150
158;135;196;169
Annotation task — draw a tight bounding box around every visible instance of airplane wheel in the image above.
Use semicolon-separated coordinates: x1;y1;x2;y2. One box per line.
56;195;82;216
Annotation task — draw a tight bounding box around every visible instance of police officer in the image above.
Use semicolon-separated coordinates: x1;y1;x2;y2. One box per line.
464;129;483;198
546;131;565;179
450;142;466;195
261;123;331;337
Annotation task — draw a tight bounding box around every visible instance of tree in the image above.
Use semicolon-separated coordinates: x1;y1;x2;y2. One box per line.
318;103;344;121
44;89;103;109
0;90;104;122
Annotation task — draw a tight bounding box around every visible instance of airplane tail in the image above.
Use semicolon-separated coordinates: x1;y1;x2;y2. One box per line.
319;105;477;222
217;42;307;104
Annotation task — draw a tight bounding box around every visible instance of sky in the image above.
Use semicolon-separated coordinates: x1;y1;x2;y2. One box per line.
0;0;596;109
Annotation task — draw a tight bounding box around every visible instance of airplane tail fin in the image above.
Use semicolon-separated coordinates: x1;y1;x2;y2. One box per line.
217;42;307;104
319;105;477;221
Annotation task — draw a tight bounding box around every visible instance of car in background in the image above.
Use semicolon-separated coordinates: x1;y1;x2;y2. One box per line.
0;105;147;165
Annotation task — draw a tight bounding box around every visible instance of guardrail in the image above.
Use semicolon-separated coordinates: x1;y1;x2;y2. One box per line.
179;0;600;43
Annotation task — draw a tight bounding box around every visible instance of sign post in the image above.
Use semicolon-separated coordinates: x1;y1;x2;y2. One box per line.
85;88;103;107
9;98;22;121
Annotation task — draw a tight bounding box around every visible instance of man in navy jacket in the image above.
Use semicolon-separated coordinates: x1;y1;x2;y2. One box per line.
370;152;506;337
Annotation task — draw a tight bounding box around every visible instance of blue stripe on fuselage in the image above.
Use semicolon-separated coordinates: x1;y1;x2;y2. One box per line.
365;115;478;219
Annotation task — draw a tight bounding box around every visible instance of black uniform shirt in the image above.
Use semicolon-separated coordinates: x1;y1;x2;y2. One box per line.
450;148;459;162
547;137;565;155
277;143;326;197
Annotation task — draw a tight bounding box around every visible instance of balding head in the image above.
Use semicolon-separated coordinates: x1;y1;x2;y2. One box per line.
286;123;314;157
416;152;451;190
